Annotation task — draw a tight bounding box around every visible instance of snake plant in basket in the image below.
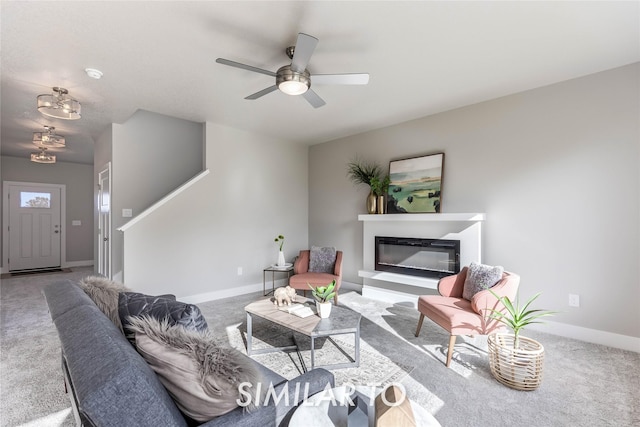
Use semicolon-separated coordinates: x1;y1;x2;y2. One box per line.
486;291;556;391
308;280;336;318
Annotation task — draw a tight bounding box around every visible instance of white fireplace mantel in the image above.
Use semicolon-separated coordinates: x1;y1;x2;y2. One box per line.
358;212;486;305
358;213;486;222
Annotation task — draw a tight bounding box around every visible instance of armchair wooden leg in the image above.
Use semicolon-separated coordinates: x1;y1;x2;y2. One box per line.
415;314;425;337
334;293;339;306
446;335;457;367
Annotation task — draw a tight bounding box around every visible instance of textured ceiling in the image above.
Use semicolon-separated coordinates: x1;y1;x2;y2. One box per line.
1;1;638;164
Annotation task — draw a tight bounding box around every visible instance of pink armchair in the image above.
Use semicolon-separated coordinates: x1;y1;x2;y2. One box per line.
289;250;343;305
415;266;520;367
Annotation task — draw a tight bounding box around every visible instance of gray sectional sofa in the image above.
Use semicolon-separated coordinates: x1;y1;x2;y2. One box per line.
43;280;334;427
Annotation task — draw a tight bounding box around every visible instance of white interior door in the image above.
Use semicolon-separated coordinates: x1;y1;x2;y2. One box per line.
98;165;111;278
8;184;62;271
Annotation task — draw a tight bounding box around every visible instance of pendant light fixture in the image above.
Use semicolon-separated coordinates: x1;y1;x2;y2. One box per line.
31;147;56;164
33;126;66;148
37;87;81;120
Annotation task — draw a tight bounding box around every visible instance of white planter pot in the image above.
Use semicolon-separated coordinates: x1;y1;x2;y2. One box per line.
316;302;332;318
488;333;545;391
277;251;286;266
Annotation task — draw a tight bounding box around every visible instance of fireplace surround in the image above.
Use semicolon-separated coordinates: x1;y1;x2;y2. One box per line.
358;213;485;303
375;236;460;279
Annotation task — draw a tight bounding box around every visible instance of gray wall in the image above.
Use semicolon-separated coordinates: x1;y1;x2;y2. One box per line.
1;156;94;266
94;110;204;280
121;122;309;297
309;63;639;338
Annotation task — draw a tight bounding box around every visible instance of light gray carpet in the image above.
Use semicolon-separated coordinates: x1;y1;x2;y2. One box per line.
1;269;639;426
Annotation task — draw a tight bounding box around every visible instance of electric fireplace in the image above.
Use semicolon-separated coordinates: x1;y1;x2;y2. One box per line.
375;236;460;279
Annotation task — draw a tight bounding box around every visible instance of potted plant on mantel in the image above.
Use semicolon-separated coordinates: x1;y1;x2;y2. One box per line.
309;280;337;318
487;291;556;391
347;159;382;214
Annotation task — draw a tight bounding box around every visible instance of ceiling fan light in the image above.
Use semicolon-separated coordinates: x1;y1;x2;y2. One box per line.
278;80;309;96
276;65;310;96
37;87;81;120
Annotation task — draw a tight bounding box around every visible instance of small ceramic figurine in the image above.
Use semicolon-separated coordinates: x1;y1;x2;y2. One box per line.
273;286;297;307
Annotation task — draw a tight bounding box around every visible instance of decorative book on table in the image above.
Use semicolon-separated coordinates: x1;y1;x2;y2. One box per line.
278;303;315;318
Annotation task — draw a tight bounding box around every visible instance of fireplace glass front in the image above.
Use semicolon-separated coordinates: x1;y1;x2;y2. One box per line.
375;236;460;279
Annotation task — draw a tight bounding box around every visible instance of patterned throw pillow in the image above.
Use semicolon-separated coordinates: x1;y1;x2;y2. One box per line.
126;316;263;422
118;292;208;346
462;262;504;301
309;246;337;273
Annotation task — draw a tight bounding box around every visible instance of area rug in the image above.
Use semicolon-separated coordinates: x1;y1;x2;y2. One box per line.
221;322;413;387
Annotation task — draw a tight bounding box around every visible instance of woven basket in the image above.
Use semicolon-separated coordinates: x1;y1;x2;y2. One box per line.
488;333;545;391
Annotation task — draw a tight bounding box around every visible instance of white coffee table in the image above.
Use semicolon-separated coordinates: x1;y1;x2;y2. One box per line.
287;386;441;427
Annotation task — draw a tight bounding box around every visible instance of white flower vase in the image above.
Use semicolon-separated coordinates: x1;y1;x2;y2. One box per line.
316;301;332;318
277;251;286;267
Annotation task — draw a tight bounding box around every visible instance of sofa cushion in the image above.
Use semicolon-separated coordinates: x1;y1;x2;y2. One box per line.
308;246;336;273
118;292;208;345
78;275;130;331
462;262;504;301
127;316;263;423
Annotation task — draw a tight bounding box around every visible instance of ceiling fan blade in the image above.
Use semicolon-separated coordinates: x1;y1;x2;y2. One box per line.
216;58;276;77
302;89;326;108
245;85;278;100
311;73;370;85
290;33;318;73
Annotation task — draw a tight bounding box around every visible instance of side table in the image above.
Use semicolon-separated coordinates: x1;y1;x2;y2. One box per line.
263;264;294;296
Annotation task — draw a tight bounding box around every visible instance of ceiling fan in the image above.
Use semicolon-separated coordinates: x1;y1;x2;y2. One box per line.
216;33;369;108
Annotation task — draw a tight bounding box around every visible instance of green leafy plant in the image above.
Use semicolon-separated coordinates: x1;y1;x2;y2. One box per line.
488;291;556;349
274;235;285;251
308;280;336;304
347;158;382;189
370;174;390;197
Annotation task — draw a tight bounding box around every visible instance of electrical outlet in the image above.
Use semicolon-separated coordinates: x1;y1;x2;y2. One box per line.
237;267;243;276
569;294;580;307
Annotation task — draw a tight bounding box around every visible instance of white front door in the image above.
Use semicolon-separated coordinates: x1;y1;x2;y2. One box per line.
8;184;62;271
98;165;111;278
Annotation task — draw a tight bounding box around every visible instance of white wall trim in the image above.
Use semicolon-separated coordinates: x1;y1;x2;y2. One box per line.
527;320;640;353
118;169;210;232
180;282;264;305
63;260;94;268
181;279;638;353
362;285;640;353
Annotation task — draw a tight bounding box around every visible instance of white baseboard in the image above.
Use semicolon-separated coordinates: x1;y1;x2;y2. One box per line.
527;321;640;353
183;279;363;306
63;260;94;268
362;284;639;353
182;279;640;354
181;283;262;305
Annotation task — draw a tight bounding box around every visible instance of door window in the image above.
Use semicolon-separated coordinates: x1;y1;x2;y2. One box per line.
20;192;51;208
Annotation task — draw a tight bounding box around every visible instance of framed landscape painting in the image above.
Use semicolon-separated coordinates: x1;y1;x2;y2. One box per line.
386;153;444;213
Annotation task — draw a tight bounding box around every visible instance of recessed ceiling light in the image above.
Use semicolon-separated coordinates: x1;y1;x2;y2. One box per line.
85;68;103;79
